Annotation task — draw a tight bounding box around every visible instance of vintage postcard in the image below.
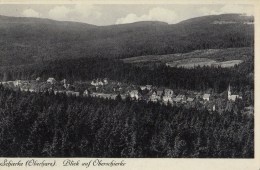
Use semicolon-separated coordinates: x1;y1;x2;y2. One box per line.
0;0;259;169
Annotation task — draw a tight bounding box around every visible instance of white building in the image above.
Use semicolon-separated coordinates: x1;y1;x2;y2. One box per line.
14;80;21;87
103;78;109;85
146;85;152;91
228;84;242;101
47;77;56;84
162;96;173;103
83;89;90;96
140;86;146;90
129;90;141;100
203;94;210;101
173;95;186;103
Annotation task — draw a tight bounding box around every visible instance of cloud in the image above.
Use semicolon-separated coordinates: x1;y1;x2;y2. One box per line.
22;9;40;18
116;7;179;24
220;4;253;16
48;4;101;22
198;5;254;16
49;6;71;20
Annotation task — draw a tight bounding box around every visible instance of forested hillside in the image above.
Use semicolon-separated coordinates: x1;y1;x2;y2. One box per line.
0;14;253;66
0;57;254;94
0;85;254;157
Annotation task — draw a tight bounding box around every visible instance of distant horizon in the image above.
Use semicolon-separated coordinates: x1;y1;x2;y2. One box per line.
0;12;253;26
0;4;254;26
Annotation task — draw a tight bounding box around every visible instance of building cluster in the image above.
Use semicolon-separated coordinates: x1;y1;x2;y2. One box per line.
91;78;109;86
129;87;210;104
1;77;244;113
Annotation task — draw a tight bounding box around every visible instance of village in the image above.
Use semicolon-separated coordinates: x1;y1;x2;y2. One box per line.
0;77;253;114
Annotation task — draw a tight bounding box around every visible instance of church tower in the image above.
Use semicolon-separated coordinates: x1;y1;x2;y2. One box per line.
228;84;231;100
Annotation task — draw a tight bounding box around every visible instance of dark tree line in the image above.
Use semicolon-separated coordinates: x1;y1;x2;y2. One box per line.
0;85;254;157
0;58;254;94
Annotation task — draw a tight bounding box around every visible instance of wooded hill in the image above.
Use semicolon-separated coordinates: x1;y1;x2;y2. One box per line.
0;14;254;66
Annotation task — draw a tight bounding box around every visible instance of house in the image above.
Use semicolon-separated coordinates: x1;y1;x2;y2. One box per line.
149;90;163;102
7;81;14;86
187;97;194;102
83;89;90;96
244;106;254;115
140;86;147;90
47;77;56;84
90;92;99;97
29;88;35;93
36;77;41;81
140;85;153;91
146;85;152;91
73;92;80;97
110;94;118;100
91;79;100;86
149;91;159;102
66;91;79;97
66;91;74;96
195;94;202;100
61;79;68;88
103;78;109;85
129;90;141;100
89;92;117;100
54;90;65;95
120;94;127;100
157;89;164;96
162;96;173;103
91;78;109;86
173;95;186;103
20;87;29;92
164;89;174;97
229;95;240;101
228;84;242;101
14;80;22;87
162;89;173;103
203;94;211;101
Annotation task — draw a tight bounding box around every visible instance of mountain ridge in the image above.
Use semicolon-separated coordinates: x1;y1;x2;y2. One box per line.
0;13;254;66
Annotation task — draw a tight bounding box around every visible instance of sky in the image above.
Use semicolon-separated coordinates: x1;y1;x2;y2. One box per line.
0;4;254;25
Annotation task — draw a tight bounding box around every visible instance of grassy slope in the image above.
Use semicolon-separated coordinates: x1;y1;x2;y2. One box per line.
122;47;253;67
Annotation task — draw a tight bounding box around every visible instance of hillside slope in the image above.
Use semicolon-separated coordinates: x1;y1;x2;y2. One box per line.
122;47;253;66
0;14;254;66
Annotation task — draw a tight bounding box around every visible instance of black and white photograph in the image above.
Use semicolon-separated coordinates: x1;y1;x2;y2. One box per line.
0;0;257;163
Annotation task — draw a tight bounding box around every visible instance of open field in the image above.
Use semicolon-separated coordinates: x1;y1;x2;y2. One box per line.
166;58;243;68
122;47;253;67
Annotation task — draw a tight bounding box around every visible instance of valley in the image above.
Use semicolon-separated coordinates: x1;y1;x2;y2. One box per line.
0;12;255;158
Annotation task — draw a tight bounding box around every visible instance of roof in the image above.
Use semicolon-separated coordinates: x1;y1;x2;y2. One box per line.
176;95;185;99
203;94;210;98
173;98;182;102
147;91;154;96
165;88;173;91
130;90;139;94
84;89;90;93
187;97;194;102
156;90;164;95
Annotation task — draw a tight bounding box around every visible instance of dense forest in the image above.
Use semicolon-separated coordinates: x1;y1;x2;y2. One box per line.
0;85;254;157
0;14;253;66
0;57;254;94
